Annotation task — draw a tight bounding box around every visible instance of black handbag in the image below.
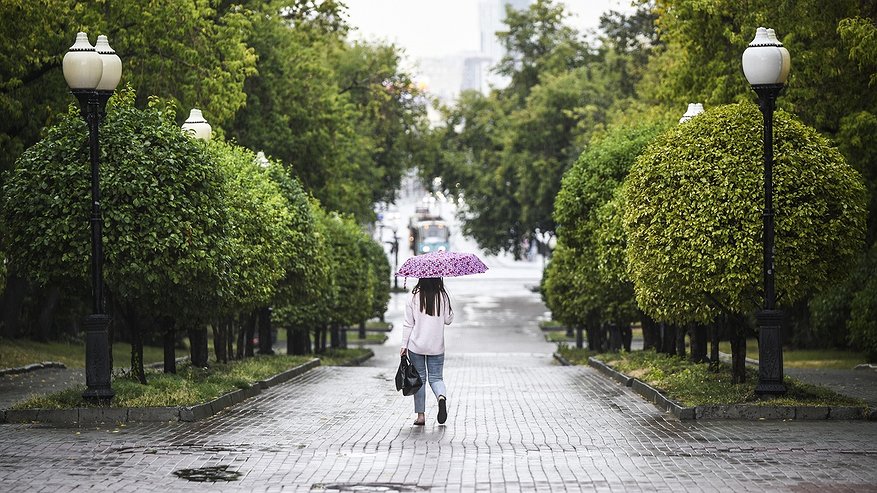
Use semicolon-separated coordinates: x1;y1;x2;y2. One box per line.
396;355;423;396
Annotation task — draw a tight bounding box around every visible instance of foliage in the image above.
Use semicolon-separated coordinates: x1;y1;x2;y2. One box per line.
623;103;868;324
0;0;256;180
206;139;295;315
362;238;391;319
848;244;877;361
545;122;667;325
229;1;428;221
264;165;331;330
0;89;228;320
427;0;659;257
316;210;373;327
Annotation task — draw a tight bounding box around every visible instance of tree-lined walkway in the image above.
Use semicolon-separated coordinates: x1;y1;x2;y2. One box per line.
1;281;876;492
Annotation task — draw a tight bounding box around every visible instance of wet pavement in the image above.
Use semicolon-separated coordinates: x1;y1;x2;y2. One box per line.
1;268;876;492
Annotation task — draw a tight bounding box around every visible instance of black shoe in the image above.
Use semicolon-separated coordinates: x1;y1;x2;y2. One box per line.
437;396;447;424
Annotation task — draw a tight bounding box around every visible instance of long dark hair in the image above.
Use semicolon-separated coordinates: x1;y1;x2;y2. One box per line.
413;278;451;316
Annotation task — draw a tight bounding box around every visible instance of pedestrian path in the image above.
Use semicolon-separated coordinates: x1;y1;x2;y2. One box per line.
1;285;876;492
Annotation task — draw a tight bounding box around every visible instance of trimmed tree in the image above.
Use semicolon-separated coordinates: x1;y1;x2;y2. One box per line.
1;89;228;381
546;122;667;349
623;103;868;381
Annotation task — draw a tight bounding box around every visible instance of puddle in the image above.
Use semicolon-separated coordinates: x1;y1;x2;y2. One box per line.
172;465;242;482
311;484;428;492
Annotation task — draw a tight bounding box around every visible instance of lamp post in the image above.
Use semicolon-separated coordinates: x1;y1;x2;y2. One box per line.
679;103;704;123
742;27;791;396
62;32;122;403
182;108;212;141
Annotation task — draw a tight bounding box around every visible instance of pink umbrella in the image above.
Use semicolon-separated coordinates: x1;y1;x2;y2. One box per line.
395;251;488;278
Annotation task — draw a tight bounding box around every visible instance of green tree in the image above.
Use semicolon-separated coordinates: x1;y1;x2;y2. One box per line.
0;0;256;181
623;103;867;379
333;41;432;206
546;122;667;348
0;89;229;378
266;168;331;356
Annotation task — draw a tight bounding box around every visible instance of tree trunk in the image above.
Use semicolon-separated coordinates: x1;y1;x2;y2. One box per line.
641;314;659;351
608;323;622;351
358;320;366;339
730;331;747;384
710;318;721;372
619;320;632;352
320;325;328;353
188;326;209;368
675;324;687;358
690;323;709;363
236;313;246;360
35;286;61;342
130;310;147;384
330;324;340;349
575;325;584;349
257;307;274;355
1;273;28;338
212;322;227;364
227;318;236;361
661;323;677;356
244;310;257;357
163;318;177;374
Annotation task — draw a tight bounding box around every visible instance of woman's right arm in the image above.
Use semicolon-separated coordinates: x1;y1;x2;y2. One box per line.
444;294;454;325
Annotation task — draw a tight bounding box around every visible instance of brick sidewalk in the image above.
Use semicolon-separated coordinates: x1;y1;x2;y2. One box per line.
1;353;875;492
1;289;876;492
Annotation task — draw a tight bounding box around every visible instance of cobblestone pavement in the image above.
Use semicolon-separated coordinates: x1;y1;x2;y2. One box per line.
2;282;876;492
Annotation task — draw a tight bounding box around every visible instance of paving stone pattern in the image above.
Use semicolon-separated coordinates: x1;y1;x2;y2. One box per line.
1;288;876;491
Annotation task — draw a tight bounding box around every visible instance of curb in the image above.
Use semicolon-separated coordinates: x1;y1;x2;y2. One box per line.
1;358;321;426
337;349;375;366
0;361;67;377
349;337;389;346
584;356;872;421
553;352;573;366
342;325;393;333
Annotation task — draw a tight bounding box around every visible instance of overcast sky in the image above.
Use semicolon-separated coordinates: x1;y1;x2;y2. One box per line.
342;0;635;60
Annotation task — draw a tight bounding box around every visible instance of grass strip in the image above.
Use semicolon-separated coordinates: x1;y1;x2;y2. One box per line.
716;339;867;369
592;349;865;408
11;348;370;410
0;338;185;369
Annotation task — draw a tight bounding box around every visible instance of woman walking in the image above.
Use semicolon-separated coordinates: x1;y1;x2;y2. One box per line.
401;277;453;426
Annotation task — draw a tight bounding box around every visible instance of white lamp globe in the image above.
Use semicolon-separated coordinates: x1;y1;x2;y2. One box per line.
679;102;705;123
181;108;212;141
742;27;788;85
94;35;122;91
62;32;103;90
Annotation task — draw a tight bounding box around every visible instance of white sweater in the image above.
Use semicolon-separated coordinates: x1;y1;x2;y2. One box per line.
401;292;454;355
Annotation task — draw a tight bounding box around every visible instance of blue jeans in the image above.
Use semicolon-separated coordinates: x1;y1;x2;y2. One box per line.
407;351;446;413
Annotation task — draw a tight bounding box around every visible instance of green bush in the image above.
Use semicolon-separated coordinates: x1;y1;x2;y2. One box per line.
546;122;667;327
623;103;868;325
1;89;227;319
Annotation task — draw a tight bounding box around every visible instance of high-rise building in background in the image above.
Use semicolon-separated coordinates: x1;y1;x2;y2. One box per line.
417;0;532;117
478;0;531;92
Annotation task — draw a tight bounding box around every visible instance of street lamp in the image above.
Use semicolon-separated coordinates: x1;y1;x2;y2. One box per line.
742;27;791;396
182;108;212;141
679;103;704;123
62;32;122;403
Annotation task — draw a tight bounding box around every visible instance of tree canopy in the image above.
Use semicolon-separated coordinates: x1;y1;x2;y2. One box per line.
623;103;867;324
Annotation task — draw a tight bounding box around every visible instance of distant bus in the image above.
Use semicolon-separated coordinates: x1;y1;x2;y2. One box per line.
409;217;450;254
